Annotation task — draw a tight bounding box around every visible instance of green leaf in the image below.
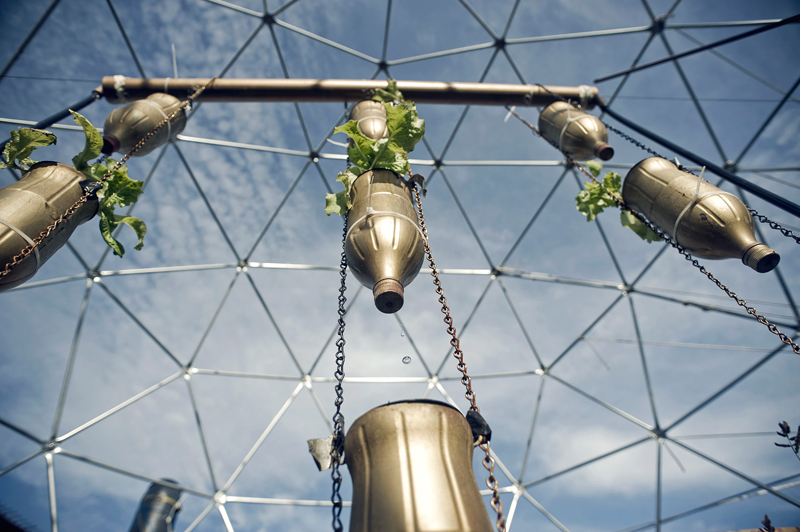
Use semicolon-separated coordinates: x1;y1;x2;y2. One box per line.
327;88;424;214
82;161;109;182
602;171;621;195
586;159;603;177
97;209;147;257
372;80;403;103
95;158;146;256
99;160;143;209
0;128;56;171
325;168;362;216
98;210;125;257
114;214;147;251
384;101;425;158
70;110;103;171
325;190;350;216
620;209;663;243
574;172;622;222
337;167;361;191
335;120;375;169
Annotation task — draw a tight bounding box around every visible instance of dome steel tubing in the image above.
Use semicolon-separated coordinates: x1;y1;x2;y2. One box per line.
598;102;800;219
594;13;800;83
101;77;601;109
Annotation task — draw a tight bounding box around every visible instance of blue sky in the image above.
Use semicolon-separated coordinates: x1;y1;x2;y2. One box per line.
0;0;799;531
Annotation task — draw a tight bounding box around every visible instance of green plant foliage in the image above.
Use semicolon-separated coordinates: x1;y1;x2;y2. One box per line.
1;113;147;257
70;110;104;171
586;159;603;177
576;170;663;243
325;81;425;216
95;158;146;256
576;171;621;222
69;111;146;256
620;209;663;243
0;128;57;171
372;79;403;103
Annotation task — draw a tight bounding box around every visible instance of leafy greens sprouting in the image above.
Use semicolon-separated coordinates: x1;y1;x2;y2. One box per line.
325;81;425;216
0;111;146;256
575;162;662;243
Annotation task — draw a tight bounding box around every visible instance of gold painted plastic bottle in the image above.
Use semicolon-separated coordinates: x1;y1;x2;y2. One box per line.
344;400;493;532
538;101;614;161
102;93;186;157
350;99;389;140
622;157;780;273
344;100;424;313
0;162;99;292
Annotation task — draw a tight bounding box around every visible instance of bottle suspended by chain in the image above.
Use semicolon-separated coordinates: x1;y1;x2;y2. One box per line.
344;100;425;314
344;400;493;532
538;101;614;161
0;79;215;292
102;93;187;157
0;162;99;292
622;157;780;273
128;479;182;532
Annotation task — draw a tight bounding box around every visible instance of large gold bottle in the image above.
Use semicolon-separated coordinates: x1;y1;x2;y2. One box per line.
538;101;614;161
0;162;98;292
344;101;424;313
344;400;493;532
622;157;780;272
102;93;186;157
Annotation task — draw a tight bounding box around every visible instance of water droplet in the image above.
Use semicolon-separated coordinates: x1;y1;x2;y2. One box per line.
400;328;405;337
402;356;411;364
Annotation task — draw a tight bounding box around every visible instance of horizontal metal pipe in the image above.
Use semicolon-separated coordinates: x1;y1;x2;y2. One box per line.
101;76;600;109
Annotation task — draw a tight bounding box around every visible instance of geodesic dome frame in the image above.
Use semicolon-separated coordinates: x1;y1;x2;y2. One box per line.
1;1;799;531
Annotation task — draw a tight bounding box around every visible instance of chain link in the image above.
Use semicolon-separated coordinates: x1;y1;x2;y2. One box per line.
0;78;217;281
750;209;800;245
505;106;800;356
411;185;478;411
330;212;348;532
411;184;506;532
479;438;506;532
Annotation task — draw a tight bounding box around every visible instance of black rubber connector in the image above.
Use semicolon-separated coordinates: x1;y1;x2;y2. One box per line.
466;409;491;443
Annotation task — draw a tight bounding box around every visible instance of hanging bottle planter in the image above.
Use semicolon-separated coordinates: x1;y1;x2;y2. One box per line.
0;162;98;292
344;400;493;532
622;157;780;272
128;479;182;532
345;167;425;313
102;93;187;157
340;99;425;314
538;101;614;161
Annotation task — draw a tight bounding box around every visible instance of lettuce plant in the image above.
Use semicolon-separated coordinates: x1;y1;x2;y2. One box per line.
325;81;425;216
0;111;146;256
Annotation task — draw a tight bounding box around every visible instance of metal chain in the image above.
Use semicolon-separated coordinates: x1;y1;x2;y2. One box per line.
330;213;348;532
0;78;217;281
750;209;800;245
479;438;505;532
602;121;672;162
411;184;506;532
505;106;800;356
411;185;477;410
